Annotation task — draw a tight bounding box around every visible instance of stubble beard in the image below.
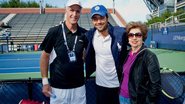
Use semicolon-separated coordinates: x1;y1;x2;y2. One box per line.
97;24;108;33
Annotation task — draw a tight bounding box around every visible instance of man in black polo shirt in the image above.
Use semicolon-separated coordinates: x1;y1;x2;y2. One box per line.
39;0;87;103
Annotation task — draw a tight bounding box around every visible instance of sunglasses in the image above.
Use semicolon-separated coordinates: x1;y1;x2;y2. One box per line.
128;32;142;38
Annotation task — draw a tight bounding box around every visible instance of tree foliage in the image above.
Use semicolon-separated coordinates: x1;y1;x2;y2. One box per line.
0;0;53;8
146;10;185;25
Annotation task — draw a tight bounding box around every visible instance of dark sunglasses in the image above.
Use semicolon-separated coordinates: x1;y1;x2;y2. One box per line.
128;32;142;38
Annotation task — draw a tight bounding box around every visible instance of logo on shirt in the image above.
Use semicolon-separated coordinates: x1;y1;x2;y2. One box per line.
79;40;83;42
117;42;122;51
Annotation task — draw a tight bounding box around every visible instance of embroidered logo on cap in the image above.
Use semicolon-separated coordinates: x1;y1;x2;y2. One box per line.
95;6;100;11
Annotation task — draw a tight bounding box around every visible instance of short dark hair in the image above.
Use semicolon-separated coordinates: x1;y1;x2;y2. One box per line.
91;13;108;19
126;21;148;41
105;14;108;18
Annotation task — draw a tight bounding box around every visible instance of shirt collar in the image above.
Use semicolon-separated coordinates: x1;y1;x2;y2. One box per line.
129;49;139;56
64;21;80;35
95;30;110;39
95;30;101;37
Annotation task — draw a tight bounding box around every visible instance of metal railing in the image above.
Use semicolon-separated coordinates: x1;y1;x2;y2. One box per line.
165;12;185;26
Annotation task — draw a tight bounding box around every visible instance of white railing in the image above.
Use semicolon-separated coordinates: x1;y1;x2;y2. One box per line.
149;22;162;29
164;12;185;26
165;16;174;26
176;12;185;22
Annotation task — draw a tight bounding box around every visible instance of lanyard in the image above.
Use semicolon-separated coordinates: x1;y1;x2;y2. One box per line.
61;22;78;52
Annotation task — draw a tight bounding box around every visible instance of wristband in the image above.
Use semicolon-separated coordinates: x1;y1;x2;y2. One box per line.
42;77;49;85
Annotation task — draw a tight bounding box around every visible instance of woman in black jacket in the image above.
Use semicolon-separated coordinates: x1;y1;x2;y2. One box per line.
119;21;161;104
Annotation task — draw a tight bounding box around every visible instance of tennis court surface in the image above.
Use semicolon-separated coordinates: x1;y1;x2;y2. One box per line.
0;48;184;80
0;52;41;80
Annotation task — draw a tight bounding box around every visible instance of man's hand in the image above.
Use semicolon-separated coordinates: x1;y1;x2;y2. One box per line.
42;84;52;97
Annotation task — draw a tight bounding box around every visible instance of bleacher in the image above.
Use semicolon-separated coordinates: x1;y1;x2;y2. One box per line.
7;13;65;44
0;14;8;20
0;13;118;46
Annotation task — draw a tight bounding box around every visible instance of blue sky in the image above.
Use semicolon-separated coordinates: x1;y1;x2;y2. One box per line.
0;0;151;22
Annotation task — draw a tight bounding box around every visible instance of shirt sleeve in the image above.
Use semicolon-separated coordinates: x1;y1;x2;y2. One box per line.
40;26;57;53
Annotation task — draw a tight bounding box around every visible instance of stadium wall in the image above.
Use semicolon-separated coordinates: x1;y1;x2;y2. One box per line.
114;9;127;26
0;77;184;104
0;8;41;14
146;25;185;51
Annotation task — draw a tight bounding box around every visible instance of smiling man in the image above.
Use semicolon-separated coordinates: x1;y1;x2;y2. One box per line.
85;5;127;104
40;0;88;104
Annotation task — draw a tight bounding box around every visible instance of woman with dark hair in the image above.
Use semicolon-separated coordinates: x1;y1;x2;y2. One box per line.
119;21;161;104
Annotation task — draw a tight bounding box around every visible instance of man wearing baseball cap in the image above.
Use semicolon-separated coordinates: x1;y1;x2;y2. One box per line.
40;0;87;104
85;5;127;104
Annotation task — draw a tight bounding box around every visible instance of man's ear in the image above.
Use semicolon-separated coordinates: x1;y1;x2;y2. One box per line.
64;13;67;21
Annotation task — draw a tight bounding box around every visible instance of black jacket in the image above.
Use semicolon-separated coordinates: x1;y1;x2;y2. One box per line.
119;45;161;104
